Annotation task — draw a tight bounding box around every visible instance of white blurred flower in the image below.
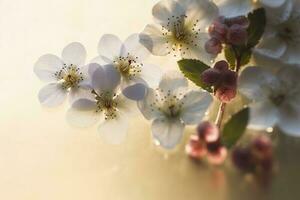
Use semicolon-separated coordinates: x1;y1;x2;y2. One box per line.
214;0;286;17
254;0;300;66
138;71;213;149
34;42;90;107
239;66;300;137
139;0;218;63
67;63;137;144
93;34;161;101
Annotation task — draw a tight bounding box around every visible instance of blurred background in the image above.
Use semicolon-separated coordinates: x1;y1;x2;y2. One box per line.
0;0;300;199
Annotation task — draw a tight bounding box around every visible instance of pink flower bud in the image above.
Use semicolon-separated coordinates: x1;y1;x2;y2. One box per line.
205;38;222;55
227;24;248;45
185;135;207;159
214;60;229;72
208;19;228;42
225;16;249;28
197;121;220;143
206;141;227;165
251;136;272;154
215;85;237;103
201;68;221;85
232;148;254;171
221;70;237;87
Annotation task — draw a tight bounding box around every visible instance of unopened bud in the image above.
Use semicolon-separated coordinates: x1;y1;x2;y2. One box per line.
225;16;249;28
206;141;227;165
205;38;223;55
215;85;237;103
197;121;220;143
232;148;254;171
227;24;248;45
185;135;207;159
208;19;228;42
201;69;221;85
214;60;229;72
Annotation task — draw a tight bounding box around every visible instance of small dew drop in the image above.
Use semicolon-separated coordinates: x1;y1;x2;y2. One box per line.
210;59;215;63
266;127;274;133
154;139;161;146
205;111;210;116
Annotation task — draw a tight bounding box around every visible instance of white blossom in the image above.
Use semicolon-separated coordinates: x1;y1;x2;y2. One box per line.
138;71;213;149
93;34;161;101
214;0;286;17
254;0;300;66
67;63;137;144
239;66;300;137
34;42;90;107
139;0;218;63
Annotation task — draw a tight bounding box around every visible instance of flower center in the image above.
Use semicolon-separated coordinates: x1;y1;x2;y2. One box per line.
93;90;119;120
270;93;286;106
151;88;186;118
162;15;200;56
55;64;83;90
278;13;300;42
114;54;142;80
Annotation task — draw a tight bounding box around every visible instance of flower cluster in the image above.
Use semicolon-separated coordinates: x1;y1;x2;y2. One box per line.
232;135;274;173
186;121;227;165
205;16;249;55
201;60;237;103
34;0;300;177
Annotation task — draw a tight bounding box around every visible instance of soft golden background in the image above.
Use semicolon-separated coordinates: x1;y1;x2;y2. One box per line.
1;0;300;199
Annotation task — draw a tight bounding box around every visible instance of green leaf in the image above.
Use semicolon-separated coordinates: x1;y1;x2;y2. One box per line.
240;49;252;66
221;107;250;148
224;45;236;70
247;8;266;48
177;59;213;92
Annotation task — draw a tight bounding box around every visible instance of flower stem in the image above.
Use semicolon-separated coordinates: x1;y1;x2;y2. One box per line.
215;102;226;128
215;49;242;129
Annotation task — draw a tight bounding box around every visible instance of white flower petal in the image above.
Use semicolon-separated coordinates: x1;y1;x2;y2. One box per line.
181;90;213;125
62;42;86;66
139;24;170;56
248;101;279;130
278;103;300;137
98;34;122;63
38;83;67;107
281;44;300;65
152;0;185;25
265;0;293;24
238;67;278;101
138;88;163;120
255;35;287;59
72;98;97;110
115;94;139;117
122;82;147;101
92;64;121;93
90;55;107;65
261;0;285;8
140;63;162;88
181;32;215;64
98;113;129;144
159;70;188;92
66;104;102;128
215;0;252;17
180;0;218;27
34;54;63;82
123;34;150;61
151;118;185;149
69;87;94;104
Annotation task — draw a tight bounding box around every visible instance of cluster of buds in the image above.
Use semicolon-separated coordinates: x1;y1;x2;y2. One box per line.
232;135;274;174
186;121;227;165
205;16;249;55
201;60;237;103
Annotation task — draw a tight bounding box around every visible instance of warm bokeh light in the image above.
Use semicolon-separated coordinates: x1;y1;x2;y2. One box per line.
1;0;300;200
